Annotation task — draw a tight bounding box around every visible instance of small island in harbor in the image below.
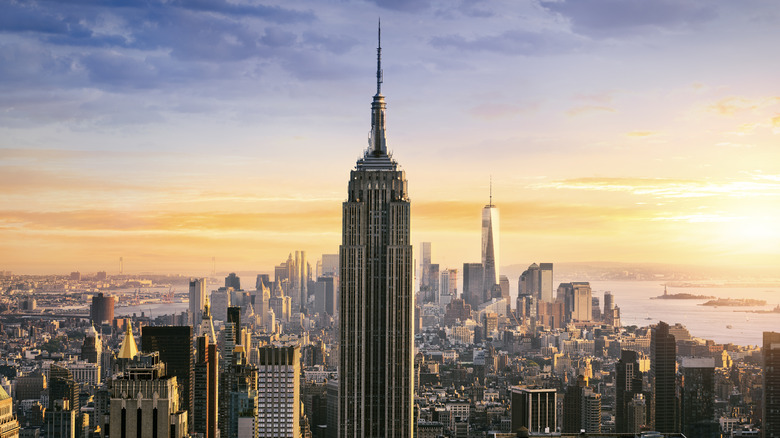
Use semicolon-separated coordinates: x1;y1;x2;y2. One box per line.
652;293;717;300
700;298;767;307
651;284;714;300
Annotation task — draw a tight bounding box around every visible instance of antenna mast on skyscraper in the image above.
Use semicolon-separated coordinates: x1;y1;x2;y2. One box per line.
489;175;493;207
376;18;383;96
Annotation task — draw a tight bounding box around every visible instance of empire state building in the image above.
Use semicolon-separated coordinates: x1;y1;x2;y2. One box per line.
338;25;414;438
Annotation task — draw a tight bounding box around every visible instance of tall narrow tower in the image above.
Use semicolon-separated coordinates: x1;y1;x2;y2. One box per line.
339;23;414;438
482;180;499;299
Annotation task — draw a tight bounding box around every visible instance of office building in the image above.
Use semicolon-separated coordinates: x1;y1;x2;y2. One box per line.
651;321;677;433
320;254;339;277
420;242;432;292
562;376;585;434
763;331;780;438
680;357;717;438
616;350;645;433
225;272;241;290
338;26;414;438
257;345;300;437
481;189;499;297
194;334;218;438
89;292;114;326
48;364;79;418
518;263;553;303
210;288;231;322
539;263;553;302
510;387;556;434
141;326;194;431
440;269;458;298
80;325;102;366
558;282;592;322
314;276;337;318
519;264;539;299
44;399;76;438
463;262;484;309
109;352;188;438
189;278;206;325
223;346;258;438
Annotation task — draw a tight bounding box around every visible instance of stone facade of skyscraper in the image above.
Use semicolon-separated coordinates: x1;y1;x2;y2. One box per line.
338;26;414;438
109;352;188;438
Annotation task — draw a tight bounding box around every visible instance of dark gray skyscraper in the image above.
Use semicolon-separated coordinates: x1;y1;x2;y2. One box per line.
764;331;780;438
651;321;677;433
338;25;413;438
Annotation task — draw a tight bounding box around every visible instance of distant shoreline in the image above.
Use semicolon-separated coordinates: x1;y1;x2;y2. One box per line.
666;282;780;288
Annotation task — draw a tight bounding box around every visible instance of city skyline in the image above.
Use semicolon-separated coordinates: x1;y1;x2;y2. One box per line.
1;1;780;275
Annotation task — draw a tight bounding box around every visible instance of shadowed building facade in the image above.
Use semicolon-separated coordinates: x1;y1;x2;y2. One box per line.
764;331;780;438
651;321;677;433
338;24;414;438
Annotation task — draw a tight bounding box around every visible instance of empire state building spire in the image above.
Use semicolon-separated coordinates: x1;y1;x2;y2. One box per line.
367;20;389;160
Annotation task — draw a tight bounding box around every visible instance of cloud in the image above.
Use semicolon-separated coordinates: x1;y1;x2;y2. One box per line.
0;209;340;234
469;103;533;120
536;176;780;199
707;96;780;116
566;105;616;116
431;29;581;56
627;131;658;137
365;0;433;13
541;0;719;37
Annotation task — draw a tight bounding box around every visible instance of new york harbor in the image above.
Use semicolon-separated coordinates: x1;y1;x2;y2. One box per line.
0;1;779;438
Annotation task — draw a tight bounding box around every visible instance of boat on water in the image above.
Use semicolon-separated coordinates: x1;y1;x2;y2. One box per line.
726;325;733;329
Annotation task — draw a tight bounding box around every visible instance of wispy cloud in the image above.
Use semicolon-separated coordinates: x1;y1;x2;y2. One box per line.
535;176;780;199
566;105;616;116
707;96;780;116
542;0;719;37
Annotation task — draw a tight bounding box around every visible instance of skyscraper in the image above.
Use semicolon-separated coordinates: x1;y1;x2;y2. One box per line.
651;321;677;433
141;326;194;432
256;345;301;437
481;189;499;296
680;357;717;438
194;334;218;438
109;352;188;438
764;331;780;438
615;350;645;433
510;387;556;434
558;282;592;322
189;278;206;325
339;25;414;438
90;292;115;326
462;262;484;309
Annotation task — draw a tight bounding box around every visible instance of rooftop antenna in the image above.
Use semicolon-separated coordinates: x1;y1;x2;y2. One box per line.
489;176;493;207
376;18;383;95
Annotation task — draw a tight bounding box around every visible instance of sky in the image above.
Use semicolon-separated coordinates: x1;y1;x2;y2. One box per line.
1;0;779;277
